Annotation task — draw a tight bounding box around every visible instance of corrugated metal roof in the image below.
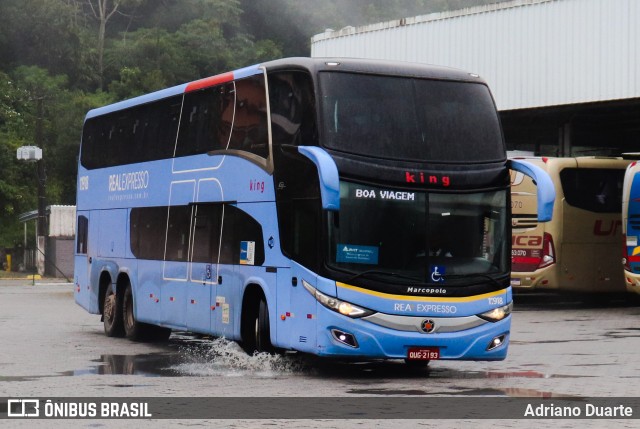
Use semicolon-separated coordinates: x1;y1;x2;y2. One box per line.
311;0;640;111
49;205;76;238
18;205;76;238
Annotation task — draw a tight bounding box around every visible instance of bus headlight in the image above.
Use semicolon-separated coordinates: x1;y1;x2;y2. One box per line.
478;302;513;322
302;280;374;318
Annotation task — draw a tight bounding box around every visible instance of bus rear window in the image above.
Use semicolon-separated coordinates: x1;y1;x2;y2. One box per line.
319;72;504;163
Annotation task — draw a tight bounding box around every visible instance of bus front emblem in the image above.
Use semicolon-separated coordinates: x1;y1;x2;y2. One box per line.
421;319;436;333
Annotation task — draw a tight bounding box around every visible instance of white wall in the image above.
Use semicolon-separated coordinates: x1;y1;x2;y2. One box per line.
311;0;640;111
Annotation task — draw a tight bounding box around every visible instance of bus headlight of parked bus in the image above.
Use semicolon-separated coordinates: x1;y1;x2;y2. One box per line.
477;302;513;322
302;280;374;318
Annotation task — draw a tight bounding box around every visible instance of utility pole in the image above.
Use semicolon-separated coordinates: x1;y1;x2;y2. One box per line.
34;97;47;276
17;144;45;276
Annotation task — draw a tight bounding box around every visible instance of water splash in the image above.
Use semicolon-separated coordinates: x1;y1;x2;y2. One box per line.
173;337;306;377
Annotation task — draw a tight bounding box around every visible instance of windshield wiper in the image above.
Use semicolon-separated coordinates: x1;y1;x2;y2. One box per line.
346;270;423;284
441;273;507;288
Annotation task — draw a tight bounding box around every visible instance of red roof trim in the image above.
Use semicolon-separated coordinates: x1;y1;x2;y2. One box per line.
185;72;234;92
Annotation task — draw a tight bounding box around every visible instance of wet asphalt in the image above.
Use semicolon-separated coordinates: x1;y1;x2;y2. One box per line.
1;279;639;428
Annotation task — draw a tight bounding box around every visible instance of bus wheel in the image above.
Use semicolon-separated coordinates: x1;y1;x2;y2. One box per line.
103;285;124;337
256;298;274;353
122;282;171;342
122;282;141;340
242;297;274;355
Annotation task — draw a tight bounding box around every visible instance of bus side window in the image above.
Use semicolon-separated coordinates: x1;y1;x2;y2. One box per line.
219;205;265;266
191;204;223;263
130;207;167;261
76;215;88;254
292;199;319;270
227;76;269;159
165;205;192;262
268;71;317;147
80;95;182;169
175;84;233;157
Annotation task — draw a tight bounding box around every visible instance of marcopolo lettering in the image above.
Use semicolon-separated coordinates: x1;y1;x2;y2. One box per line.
406;287;447;295
108;170;150;192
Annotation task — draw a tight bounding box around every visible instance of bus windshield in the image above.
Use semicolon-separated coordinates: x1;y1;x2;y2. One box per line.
327;181;509;284
319;72;504;163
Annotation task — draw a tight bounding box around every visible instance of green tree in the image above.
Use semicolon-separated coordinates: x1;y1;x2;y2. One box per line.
0;71;36;247
106;27;189;97
106;7;282;100
84;0;146;89
0;0;87;83
11;66;68;229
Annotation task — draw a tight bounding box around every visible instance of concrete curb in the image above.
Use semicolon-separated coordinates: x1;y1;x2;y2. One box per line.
0;274;42;280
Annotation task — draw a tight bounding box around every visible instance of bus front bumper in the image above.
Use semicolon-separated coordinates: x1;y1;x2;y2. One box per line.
313;307;511;361
510;265;557;290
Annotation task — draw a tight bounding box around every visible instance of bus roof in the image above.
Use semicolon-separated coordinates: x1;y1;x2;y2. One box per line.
85;58;487;120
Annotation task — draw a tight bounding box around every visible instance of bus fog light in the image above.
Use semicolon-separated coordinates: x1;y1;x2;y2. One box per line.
486;334;506;351
331;329;358;348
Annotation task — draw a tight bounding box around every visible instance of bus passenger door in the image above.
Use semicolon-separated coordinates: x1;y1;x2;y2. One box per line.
74;212;93;312
162;180;195;328
186;179;224;333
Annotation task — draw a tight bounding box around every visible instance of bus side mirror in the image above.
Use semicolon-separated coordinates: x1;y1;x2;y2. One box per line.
508;159;555;222
298;146;340;211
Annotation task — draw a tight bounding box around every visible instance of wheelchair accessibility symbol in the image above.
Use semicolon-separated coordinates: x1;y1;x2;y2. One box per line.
430;265;445;282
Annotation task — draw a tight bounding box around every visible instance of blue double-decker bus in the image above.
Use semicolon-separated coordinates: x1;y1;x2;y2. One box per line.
74;58;554;362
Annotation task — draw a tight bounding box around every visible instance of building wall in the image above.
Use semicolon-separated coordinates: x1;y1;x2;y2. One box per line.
311;0;640;111
49;205;76;238
46;238;74;279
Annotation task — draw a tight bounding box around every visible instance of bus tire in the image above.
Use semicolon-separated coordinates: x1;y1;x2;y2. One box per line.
122;281;171;342
255;298;274;354
103;285;124;337
242;295;274;355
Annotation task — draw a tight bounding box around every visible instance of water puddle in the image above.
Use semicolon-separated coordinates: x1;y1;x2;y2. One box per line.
0;375;42;382
604;328;640;339
2;333;591;384
485;370;589;379
68;353;181;377
68;346;591;381
346;386;577;398
62;335;305;378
